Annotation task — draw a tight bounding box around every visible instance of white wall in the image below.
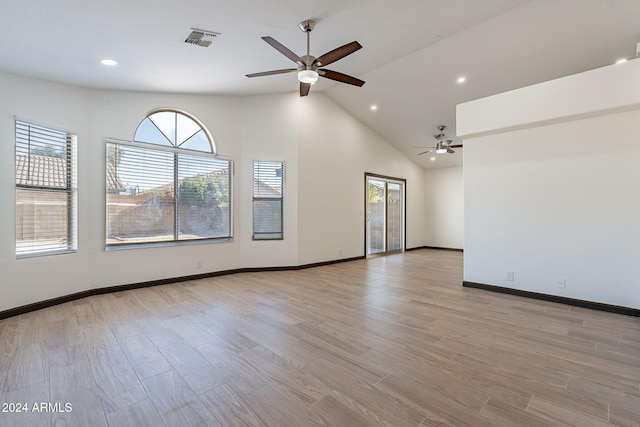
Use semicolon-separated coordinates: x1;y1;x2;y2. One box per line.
457;58;640;139
86;89;246;291
0;71;428;312
0;73;92;309
458;60;640;309
239;93;300;268
296;94;427;263
424;166;463;249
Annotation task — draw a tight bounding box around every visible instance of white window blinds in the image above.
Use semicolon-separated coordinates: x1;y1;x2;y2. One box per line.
252;161;284;240
15;120;77;257
106;142;232;246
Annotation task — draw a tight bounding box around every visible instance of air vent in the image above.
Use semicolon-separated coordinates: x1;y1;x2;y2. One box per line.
184;28;219;47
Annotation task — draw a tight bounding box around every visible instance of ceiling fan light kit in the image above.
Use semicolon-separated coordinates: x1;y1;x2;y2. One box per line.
435;142;448;154
246;19;365;96
298;69;319;84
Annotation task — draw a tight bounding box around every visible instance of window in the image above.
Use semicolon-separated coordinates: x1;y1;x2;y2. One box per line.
106;109;232;247
252;161;284;240
15;120;77;257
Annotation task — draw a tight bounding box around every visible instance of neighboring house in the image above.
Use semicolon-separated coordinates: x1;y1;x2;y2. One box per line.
16;154;124;191
16;155;124;245
106;168;232;242
253;177;281;198
16;154;68;188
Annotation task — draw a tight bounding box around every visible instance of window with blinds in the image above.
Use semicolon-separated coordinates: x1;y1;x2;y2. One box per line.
106;109;232;247
252;161;284;240
15;120;77;257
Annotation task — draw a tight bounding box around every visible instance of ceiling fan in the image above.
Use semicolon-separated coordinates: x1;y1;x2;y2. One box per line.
415;125;463;155
246;20;365;97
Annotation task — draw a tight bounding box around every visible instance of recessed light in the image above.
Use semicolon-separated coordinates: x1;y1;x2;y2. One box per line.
430;157;436;161
370;105;378;111
100;58;118;66
615;58;627;64
457;76;466;84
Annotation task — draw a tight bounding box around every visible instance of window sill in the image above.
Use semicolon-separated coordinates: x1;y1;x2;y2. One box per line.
106;237;233;251
252;234;284;241
17;249;77;260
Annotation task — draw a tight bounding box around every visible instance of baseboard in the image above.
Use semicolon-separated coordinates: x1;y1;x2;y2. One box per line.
463;281;640;318
407;246;463;252
0;255;365;320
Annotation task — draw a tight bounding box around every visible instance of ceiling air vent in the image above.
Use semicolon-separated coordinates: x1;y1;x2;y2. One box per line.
184;28;219;47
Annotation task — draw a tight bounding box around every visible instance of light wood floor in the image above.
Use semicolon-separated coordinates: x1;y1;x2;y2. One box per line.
1;249;639;426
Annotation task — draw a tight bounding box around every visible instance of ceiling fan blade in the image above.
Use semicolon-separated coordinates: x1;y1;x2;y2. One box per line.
417;149;435;155
300;82;311;97
449;144;463;148
315;41;362;67
319;69;365;87
446;148;455;154
412;146;436;149
246;68;297;78
261;36;303;64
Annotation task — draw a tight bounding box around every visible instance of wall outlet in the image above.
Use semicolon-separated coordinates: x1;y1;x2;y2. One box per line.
338;249;343;257
195;259;202;269
506;272;514;281
556;277;566;288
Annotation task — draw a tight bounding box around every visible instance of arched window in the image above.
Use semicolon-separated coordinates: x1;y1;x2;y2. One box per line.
134;109;216;153
106;109;232;247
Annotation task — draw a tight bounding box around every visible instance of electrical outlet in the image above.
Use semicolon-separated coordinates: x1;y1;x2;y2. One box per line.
195;259;202;269
556;277;565;288
506;272;514;281
338;249;343;257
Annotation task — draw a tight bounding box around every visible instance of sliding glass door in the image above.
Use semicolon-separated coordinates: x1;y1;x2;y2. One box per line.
366;174;405;256
367;178;386;254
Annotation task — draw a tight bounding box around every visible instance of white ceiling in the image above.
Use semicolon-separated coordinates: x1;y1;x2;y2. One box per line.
1;0;639;169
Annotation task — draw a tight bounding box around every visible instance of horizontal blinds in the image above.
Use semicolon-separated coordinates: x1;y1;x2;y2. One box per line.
16;121;75;189
106;143;175;245
252;161;283;240
106;142;232;245
177;153;231;239
15;120;77;256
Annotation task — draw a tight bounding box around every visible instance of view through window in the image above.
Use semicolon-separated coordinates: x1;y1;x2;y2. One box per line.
252;161;284;240
106;109;232;246
15;120;77;257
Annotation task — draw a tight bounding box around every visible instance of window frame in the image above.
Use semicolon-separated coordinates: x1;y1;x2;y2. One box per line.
252;160;284;241
15;119;77;258
105;109;232;249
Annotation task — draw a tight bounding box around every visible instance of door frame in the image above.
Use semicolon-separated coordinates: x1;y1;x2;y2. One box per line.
364;172;406;257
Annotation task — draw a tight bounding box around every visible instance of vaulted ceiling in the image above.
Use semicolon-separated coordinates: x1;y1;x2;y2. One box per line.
1;0;638;168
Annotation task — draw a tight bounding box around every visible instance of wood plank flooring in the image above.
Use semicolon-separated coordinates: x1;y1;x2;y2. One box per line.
0;249;639;426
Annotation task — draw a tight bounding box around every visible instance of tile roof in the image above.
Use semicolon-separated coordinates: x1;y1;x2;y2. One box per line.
16;154;124;191
16;154;68;188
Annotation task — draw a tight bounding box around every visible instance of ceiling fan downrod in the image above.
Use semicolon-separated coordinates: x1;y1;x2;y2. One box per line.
300;20;315;68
